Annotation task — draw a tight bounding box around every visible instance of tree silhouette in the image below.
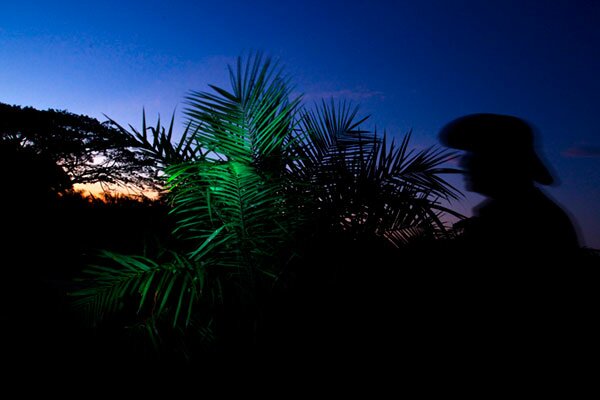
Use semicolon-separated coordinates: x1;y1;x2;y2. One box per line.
0;140;71;200
0;102;173;192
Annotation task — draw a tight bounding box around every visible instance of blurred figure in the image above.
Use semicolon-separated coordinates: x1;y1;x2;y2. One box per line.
435;114;596;367
439;113;580;259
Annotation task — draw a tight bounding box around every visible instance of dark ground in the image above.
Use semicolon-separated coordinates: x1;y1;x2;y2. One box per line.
2;192;598;379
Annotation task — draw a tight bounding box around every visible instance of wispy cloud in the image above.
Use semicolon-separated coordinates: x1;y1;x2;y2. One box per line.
301;88;384;102
562;145;600;158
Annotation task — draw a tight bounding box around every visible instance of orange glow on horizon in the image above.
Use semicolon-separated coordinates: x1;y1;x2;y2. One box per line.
73;182;160;200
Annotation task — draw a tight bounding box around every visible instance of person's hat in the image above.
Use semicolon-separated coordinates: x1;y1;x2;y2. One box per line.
438;113;554;185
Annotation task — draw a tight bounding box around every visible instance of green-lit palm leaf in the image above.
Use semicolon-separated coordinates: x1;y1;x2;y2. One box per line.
168;161;289;280
183;53;301;165
165;53;302;284
71;249;209;328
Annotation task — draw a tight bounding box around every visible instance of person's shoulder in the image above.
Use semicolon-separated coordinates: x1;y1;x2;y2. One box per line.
528;188;580;246
522;188;570;219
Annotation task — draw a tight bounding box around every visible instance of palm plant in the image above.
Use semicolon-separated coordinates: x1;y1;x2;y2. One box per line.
72;54;461;356
73;54;303;350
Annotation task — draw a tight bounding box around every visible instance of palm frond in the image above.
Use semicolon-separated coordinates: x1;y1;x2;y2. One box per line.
288;99;463;244
288;99;374;180
106;110;203;167
167;159;294;280
183;53;301;166
162;54;301;276
72;250;205;328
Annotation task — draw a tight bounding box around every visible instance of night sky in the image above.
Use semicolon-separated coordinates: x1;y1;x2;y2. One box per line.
2;0;599;248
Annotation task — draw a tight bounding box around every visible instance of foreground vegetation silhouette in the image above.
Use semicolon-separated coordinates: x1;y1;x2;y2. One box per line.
2;54;596;368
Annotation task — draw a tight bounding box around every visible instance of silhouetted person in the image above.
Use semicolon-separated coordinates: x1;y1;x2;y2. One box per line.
434;114;598;368
439;113;580;260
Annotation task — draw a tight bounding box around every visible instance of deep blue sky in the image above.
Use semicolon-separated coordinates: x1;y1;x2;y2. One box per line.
2;0;599;247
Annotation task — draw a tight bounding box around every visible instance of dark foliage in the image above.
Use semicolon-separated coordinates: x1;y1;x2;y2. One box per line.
0;102;165;191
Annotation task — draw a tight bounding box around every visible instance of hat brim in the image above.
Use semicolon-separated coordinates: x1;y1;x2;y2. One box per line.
439;113;554;185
